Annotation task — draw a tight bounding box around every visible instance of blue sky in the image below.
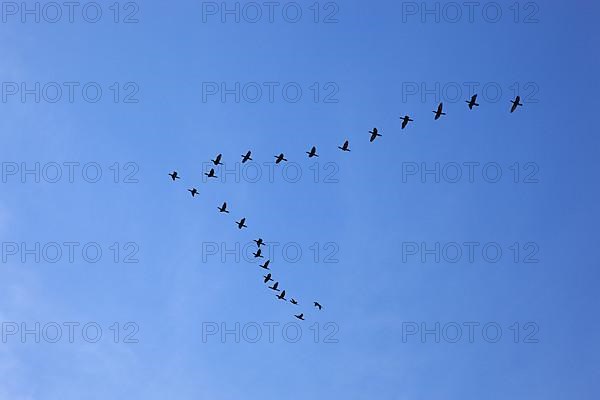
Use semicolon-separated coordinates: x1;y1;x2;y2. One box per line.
1;1;599;399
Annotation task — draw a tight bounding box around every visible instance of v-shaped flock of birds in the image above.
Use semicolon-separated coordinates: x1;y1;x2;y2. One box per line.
168;95;525;321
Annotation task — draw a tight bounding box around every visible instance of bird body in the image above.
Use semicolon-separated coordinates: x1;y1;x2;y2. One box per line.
259;260;271;270
400;115;414;129
188;188;199;197
241;151;253;163
236;218;247;229
306;146;319;158
338;140;351;152
275;153;288;164
510;96;523;113
218;202;229;213
369;128;382;142
433;102;446;120
211;154;223;166
169;171;180;181
466;94;479;110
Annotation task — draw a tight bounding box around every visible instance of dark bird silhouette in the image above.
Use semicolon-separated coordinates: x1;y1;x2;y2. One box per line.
269;281;280;291
263;273;273;283
369;128;382;142
168;171;180;181
205;168;218;179
236;218;247;229
253;248;264;258
295;313;305;321
259;260;271;270
277;290;286;301
211;153;223;166
306;146;319;158
254;238;264;248
510;96;523;113
187;188;199;197
314;302;322;310
338;140;351;152
217;202;229;213
241;151;253;163
290;299;298;305
466;94;479;110
400;115;414;129
433;102;446;120
275;153;288;164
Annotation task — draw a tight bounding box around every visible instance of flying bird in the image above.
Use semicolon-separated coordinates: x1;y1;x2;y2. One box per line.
314;302;322;310
187;188;199;197
290;299;298;305
433;102;446;120
306;146;319;158
338;140;351;152
254;238;264;247
510;96;523;113
253;248;264;258
369;128;382;142
168;171;180;181
277;290;286;301
466;94;479;110
259;260;271;270
275;153;288;164
205;168;218;179
295;313;305;321
211;154;223;166
241;151;253;163
269;281;280;291
217;202;229;213
263;273;273;283
400;115;413;129
236;218;247;229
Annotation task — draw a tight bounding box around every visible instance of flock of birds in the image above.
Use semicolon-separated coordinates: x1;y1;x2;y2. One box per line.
168;95;525;320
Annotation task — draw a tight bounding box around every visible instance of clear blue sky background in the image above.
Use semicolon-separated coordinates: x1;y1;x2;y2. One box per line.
1;1;599;399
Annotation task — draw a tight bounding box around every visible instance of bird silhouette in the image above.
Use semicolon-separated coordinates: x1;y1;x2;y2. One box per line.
433;102;446;120
241;151;253;163
277;290;286;301
211;154;223;166
314;302;322;310
236;218;247;229
306;146;319;158
187;188;199;197
510;96;523;113
369;128;382;142
168;171;180;181
295;313;305;321
269;281;280;291
259;260;271;270
275;153;288;164
217;202;229;213
466;94;479;110
400;115;414;129
263;273;273;283
253;248;264;258
254;238;264;247
290;299;298;305
338;140;351;152
205;168;218;179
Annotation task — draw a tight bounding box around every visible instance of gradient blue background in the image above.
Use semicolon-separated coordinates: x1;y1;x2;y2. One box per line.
1;1;599;399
